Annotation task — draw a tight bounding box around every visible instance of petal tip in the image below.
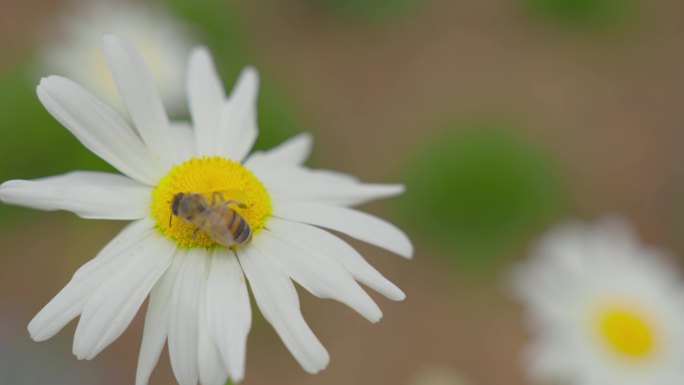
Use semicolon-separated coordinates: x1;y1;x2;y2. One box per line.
399;243;414;259
27;324;44;342
189;46;211;60
391;289;407;302
236;66;260;93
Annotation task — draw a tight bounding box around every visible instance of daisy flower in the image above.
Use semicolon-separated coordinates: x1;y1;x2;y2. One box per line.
510;217;684;385
39;1;193;115
1;35;412;385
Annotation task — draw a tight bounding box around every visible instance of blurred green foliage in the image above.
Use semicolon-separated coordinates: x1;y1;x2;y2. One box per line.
400;124;565;270
313;0;425;20
525;0;633;25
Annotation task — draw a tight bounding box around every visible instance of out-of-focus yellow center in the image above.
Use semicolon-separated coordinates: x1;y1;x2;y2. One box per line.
598;307;655;359
151;156;271;248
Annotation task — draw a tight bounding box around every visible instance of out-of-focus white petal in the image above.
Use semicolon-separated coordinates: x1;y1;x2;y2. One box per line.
102;34;176;169
28;218;155;341
274;203;413;259
72;234;175;360
170;121;196;162
36;76;162;184
511;216;684;385
167;248;205;385
135;253;183;385
260;231;383;323
38;1;193;114
198;270;229;385
244;133;312;174
186;47;225;156
205;249;251;383
267;218;405;301
216;67;259;162
0;171;150;220
238;243;329;374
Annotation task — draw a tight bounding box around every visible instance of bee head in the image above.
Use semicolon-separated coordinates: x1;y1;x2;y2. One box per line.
171;193;185;216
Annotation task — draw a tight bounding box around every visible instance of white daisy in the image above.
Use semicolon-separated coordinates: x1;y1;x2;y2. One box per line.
39;1;193;115
510;217;684;385
1;35;412;385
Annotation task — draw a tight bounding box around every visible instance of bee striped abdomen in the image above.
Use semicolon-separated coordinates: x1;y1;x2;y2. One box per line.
228;209;252;244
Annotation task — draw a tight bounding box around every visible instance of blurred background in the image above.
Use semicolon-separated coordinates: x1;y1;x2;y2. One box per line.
1;0;684;384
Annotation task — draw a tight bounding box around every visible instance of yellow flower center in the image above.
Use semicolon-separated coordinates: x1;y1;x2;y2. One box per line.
151;156;271;248
597;305;656;359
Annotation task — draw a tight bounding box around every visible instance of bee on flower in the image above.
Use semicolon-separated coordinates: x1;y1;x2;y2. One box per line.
0;35;412;385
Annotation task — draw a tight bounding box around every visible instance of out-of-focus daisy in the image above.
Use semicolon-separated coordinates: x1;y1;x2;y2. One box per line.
1;35;412;385
39;1;193;115
511;217;684;385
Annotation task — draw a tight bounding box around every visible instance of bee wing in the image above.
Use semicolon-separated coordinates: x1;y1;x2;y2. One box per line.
204;208;238;247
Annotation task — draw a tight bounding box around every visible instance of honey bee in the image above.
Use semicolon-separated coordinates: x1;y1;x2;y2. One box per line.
171;192;252;247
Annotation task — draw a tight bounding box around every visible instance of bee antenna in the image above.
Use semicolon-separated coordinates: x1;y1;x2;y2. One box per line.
169;213;173;228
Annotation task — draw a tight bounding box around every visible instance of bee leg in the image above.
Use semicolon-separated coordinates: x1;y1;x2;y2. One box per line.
226;200;248;209
211;192;225;205
193;227;200;238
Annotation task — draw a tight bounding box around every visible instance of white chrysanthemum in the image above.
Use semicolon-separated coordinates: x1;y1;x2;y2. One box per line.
511;217;684;385
1;35;413;385
39;1;193;115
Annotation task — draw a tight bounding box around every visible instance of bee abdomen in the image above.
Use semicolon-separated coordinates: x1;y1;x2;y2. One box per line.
232;217;252;244
226;210;252;245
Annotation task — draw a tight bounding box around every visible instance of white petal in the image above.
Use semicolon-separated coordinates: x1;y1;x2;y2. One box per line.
267;218;405;301
238;243;329;374
216;67;259;161
36;76;162;184
0;171;150;220
257;167;357;186
102;35;176;169
136;254;183;385
167;249;206;385
28;218;155;341
198;270;229;385
205;249;251;382
274;203;413;259
170;121;196;162
186;47;225;156
270;177;405;207
244;133;312;174
260;231;382;323
72;234;175;360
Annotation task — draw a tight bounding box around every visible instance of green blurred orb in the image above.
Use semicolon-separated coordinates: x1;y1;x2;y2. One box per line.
526;0;633;25
400;125;565;269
